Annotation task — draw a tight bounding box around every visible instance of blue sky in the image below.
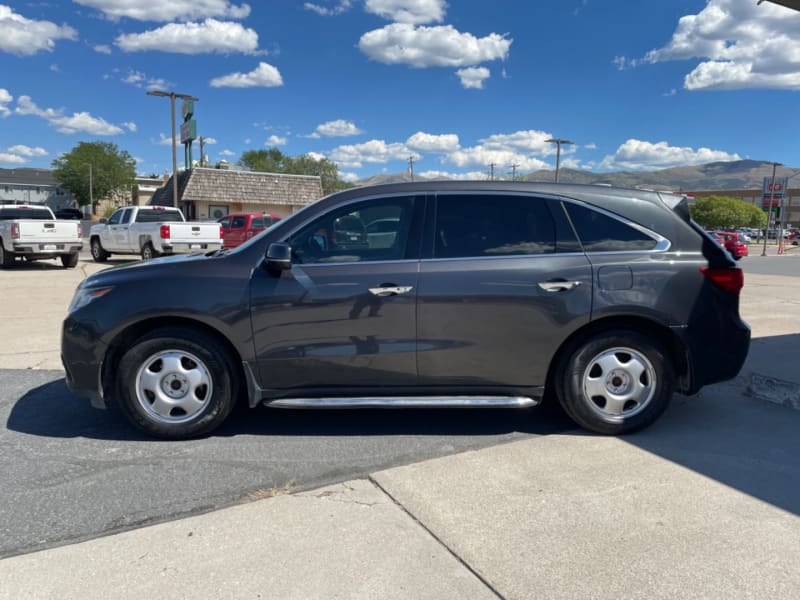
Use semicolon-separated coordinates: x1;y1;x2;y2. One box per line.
2;0;799;181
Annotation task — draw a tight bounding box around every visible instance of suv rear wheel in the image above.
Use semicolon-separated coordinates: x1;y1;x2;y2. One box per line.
116;327;238;439
557;330;674;435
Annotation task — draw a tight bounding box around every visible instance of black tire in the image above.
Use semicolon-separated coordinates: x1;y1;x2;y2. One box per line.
555;330;674;435
116;327;239;439
61;252;79;268
91;238;109;262
0;243;14;268
141;242;159;260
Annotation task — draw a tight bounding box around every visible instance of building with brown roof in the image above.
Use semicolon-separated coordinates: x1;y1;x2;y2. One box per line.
150;167;324;220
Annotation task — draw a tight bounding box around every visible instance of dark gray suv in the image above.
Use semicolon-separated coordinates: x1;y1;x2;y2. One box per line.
62;182;750;439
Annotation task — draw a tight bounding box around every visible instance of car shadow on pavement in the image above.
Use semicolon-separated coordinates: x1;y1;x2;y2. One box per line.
6;377;576;441
621;332;800;518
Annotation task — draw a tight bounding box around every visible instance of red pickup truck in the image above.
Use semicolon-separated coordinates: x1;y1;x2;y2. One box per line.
218;212;281;249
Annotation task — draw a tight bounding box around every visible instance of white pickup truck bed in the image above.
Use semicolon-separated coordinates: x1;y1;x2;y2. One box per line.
89;206;222;261
0;205;83;268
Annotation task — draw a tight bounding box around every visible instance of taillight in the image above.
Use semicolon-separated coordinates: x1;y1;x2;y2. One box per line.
11;224;20;239
160;225;171;239
700;267;743;294
220;226;224;239
77;223;83;238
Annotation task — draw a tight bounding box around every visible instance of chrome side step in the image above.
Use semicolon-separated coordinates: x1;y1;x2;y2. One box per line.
265;396;538;409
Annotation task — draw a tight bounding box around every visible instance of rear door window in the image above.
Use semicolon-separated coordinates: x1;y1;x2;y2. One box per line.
564;203;658;252
434;194;555;258
231;216;246;229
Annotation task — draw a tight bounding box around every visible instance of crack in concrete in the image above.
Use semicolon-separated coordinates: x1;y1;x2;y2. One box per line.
367;476;507;600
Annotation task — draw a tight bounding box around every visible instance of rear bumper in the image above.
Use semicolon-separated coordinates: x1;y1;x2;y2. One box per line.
676;317;751;394
13;242;83;255
158;241;222;254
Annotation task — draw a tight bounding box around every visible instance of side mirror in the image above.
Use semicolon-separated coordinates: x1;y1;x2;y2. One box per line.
99;218;107;224
264;242;292;272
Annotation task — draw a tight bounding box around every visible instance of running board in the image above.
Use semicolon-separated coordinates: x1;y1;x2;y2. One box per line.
265;396;538;409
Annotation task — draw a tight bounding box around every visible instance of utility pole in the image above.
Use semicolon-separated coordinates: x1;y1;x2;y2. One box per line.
488;162;496;181
762;161;782;257
83;163;93;215
199;136;206;167
407;156;415;181
509;163;520;181
545;138;573;183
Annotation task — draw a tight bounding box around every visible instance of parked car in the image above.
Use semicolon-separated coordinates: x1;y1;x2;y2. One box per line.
89;206;222;261
63;182;750;439
54;207;85;220
715;231;749;260
218;212;281;249
0;204;83;268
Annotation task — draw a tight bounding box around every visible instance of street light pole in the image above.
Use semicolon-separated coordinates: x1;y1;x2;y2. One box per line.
546;138;573;183
83;163;93;215
147;90;198;209
761;161;782;257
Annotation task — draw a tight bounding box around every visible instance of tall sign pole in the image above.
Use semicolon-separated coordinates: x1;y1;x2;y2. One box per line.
761;163;784;256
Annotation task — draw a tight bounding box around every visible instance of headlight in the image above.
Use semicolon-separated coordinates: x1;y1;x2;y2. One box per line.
68;286;113;313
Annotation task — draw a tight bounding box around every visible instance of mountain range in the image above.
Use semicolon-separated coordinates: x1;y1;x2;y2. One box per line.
357;160;799;192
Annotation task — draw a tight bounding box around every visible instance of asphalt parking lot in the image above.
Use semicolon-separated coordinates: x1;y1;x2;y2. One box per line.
1;252;799;599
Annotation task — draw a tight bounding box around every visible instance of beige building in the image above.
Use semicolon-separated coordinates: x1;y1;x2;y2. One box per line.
150;168;324;220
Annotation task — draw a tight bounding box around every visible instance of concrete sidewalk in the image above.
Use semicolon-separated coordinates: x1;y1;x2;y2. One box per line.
1;263;799;599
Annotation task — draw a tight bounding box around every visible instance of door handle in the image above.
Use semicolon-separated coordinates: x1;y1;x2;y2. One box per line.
538;280;582;292
369;286;413;297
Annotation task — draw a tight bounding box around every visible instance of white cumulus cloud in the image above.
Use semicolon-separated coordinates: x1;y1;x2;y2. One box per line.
339;171;359;182
312;119;363;137
15;95;123;135
8;145;47;156
266;135;287;146
418;170;489;180
304;1;353;16
359;23;511;68
0;5;77;56
639;0;800;90
364;0;446;24
116;19;259;55
598;139;742;171
220;149;236;156
210;62;283;87
74;0;250;22
94;44;112;54
0;88;12;116
406;132;460;152
329;139;420;169
456;66;490;89
0;153;27;164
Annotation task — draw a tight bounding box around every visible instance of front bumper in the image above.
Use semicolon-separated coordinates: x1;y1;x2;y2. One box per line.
62;317;108;409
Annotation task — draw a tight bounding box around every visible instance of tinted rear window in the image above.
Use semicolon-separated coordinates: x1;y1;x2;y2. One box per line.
0;208;52;220
565;203;658;252
135;209;183;223
435;194;555;258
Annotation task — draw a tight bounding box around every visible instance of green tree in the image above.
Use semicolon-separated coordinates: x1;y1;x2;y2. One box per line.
52;141;136;212
238;147;353;195
689;195;767;229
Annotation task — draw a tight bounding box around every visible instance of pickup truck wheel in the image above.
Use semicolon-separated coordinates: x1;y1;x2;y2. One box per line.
117;327;238;439
141;242;160;260
60;252;79;268
91;238;109;262
555;330;674;435
0;244;15;268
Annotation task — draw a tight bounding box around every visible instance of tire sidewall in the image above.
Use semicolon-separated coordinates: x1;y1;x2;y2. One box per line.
117;329;237;439
91;239;107;262
558;330;674;435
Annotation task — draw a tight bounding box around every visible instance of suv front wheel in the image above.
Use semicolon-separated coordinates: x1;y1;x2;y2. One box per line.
557;330;674;435
116;327;238;439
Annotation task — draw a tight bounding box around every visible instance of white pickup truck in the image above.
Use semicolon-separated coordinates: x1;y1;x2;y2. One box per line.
89;206;222;261
0;204;83;268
